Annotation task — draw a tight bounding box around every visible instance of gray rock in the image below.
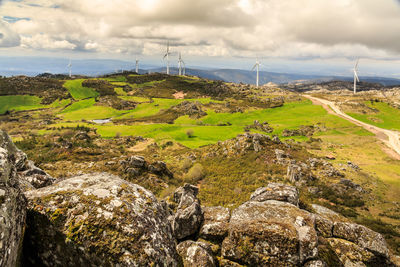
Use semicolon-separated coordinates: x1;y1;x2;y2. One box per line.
199;206;230;241
24;172;179;266
333;222;389;258
221;200;318;266
18;160;55;189
177;240;216;267
171;184;203;240
250;183;299;206
0;130;27;267
303;260;327;267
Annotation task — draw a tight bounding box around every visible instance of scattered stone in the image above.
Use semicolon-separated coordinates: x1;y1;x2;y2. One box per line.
347;161;360;171
339;178;364;193
199;206;230;241
177;240;216;267
170;184;203;240
244;120;273;133
250;183;299;206
303;260;327;267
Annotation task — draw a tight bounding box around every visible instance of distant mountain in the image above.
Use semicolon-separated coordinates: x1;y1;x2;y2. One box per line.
151;67;400;87
1;56;399;86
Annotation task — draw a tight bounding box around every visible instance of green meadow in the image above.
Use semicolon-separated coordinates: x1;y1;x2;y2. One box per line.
0;95;44;114
48;100;367;148
63;79;99;100
347;101;400;131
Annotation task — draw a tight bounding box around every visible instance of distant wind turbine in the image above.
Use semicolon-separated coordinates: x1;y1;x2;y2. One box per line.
163;41;171;75
67;59;72;78
252;58;261;87
178;52;186;76
353;59;360;94
135;57;139;73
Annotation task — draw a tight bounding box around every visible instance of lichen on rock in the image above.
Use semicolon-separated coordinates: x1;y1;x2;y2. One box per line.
23;172;179;266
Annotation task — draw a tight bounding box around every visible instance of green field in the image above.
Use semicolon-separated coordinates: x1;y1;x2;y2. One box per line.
347;102;400;131
0;95;45;114
48;100;369;148
63;79;99;100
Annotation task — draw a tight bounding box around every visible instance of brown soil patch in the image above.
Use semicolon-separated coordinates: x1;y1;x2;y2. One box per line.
173;91;186;99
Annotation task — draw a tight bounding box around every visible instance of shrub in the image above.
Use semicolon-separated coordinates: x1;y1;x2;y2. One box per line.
181;158;192;170
186;129;194;138
185;163;205;183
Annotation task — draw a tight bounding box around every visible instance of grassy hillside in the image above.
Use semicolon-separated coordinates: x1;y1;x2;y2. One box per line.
347;101;400;131
63;79;99;100
0;95;44;114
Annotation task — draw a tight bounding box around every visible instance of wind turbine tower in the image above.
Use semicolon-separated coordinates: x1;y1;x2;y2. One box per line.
353;59;360;94
178;52;186;76
163;41;171;75
67;59;72;78
252;58;261;87
135;57;139;73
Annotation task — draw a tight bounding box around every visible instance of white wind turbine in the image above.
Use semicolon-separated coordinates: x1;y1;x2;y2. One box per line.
135;57;139;73
353;59;360;94
67;59;72;78
252;58;261;87
178;52;186;76
163;41;171;75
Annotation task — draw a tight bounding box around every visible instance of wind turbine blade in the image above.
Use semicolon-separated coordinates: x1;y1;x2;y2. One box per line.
354;71;360;82
251;64;257;71
355;59;359;69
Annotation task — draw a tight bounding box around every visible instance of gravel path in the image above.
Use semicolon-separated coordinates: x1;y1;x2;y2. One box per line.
304;95;400;158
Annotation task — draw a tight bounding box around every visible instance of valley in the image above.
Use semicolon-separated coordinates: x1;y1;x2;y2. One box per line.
1;72;400;266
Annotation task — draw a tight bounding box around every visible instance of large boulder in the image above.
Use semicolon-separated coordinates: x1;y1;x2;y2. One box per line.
250;183;299;206
312;204;394;266
170;184;203;240
23;172;179;266
221;200;318;266
0;130;27;267
199;206;230;241
177;240;216;267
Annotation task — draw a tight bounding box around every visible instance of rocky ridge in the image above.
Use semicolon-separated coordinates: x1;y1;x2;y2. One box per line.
0;129;399;266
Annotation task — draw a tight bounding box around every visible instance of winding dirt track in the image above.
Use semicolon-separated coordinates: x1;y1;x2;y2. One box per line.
304;95;400;158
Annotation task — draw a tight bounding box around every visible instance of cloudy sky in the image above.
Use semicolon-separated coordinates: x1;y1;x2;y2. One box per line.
0;0;400;76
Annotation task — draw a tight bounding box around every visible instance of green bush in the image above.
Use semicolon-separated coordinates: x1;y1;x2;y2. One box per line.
185;163;205;183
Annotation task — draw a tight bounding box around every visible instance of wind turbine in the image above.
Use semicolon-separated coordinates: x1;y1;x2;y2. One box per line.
163;41;171;75
252;58;261;87
67;59;72;78
353;59;360;94
135;57;139;73
178;52;186;76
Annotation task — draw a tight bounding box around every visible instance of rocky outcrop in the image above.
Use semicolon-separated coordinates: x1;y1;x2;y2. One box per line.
250;182;299;206
0;130;27;267
177;240;216;267
199;206;230;241
312;204;394;266
172;101;207;118
17;159;55;189
221;200;318;265
244;120;273;133
120;155;173;178
170;184;203;240
23;172;179;266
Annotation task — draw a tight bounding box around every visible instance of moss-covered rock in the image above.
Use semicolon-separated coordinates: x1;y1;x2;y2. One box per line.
177;240;216;267
221;200;318;266
24;172;179;266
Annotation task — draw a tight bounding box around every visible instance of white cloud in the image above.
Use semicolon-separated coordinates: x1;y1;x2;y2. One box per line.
0;19;20;47
1;0;400;59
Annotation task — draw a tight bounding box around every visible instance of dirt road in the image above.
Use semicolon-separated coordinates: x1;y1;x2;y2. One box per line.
304;95;400;158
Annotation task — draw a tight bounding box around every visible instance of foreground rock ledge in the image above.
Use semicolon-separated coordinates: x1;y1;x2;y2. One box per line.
23;172;179;266
0;130;27;267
